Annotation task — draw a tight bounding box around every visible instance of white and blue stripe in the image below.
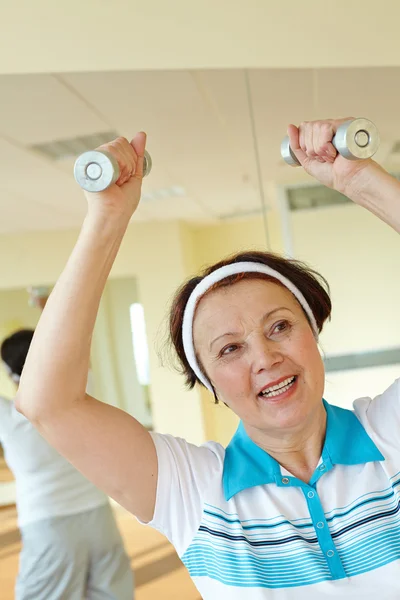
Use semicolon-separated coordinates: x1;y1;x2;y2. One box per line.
183;472;400;588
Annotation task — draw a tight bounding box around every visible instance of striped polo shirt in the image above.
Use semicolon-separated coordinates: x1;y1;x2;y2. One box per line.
147;378;400;599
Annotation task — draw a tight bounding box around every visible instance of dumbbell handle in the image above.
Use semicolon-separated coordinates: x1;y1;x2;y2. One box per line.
74;149;152;192
283;132;347;166
281;118;380;167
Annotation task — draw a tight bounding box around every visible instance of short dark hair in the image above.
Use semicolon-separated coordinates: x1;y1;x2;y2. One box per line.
1;329;34;377
168;250;331;393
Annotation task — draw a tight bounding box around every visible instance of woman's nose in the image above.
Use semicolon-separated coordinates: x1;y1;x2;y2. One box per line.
250;336;284;374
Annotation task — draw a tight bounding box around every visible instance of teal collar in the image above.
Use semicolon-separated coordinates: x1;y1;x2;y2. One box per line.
223;400;384;501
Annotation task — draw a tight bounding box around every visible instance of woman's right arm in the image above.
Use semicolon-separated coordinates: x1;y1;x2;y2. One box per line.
15;133;158;523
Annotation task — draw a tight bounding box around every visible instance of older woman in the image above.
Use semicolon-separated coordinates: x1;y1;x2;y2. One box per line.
16;119;400;599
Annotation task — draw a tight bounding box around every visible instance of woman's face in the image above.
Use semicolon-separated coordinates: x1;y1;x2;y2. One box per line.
193;278;325;434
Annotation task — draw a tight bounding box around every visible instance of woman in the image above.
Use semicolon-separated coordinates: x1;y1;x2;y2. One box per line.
16;119;400;598
0;329;134;600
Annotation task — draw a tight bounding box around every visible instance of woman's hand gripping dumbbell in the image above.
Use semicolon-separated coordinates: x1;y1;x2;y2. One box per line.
74;133;149;222
74;135;152;193
281;118;379;167
280;118;380;193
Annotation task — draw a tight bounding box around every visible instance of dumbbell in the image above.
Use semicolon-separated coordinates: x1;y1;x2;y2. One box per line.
281;118;380;167
74;149;152;192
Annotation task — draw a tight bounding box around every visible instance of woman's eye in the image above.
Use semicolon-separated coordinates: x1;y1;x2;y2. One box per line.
272;320;290;335
221;344;239;356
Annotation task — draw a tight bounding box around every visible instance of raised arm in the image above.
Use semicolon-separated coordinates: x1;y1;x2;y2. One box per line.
15;134;157;523
287;119;400;234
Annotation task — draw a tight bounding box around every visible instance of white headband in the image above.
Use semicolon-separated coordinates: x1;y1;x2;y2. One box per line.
182;262;319;391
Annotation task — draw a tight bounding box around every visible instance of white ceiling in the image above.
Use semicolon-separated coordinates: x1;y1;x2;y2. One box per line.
1;67;400;234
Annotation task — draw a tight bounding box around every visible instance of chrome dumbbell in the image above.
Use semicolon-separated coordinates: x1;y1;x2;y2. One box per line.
281;118;380;167
74;149;152;192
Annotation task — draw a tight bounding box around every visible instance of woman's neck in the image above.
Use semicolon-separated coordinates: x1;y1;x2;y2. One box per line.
245;405;327;484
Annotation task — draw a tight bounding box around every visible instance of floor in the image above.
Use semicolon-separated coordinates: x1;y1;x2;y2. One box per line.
0;454;200;599
0;451;14;483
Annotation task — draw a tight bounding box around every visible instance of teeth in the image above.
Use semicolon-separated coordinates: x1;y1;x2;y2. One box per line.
260;376;295;397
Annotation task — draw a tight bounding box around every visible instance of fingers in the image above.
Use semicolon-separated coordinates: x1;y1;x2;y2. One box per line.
295;120;338;163
287;124;307;165
316;122;336;163
130;132;147;179
97;134;147;186
304;124;317;159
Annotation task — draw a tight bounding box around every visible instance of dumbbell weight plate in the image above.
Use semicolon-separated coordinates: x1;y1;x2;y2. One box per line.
280;137;301;166
334;118;380;160
74;150;119;193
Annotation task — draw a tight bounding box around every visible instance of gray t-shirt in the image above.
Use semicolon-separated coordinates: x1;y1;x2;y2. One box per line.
0;396;107;527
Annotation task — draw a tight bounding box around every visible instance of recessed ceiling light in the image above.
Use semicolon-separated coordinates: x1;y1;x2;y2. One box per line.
142;186;187;202
31;131;119;161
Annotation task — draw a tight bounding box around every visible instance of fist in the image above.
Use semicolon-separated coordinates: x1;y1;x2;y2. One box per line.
287;119;373;194
84;132;147;222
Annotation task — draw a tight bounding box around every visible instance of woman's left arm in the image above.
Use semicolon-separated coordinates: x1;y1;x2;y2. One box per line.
287;119;400;234
343;162;400;234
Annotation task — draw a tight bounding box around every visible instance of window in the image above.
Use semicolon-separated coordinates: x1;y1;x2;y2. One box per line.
129;303;150;386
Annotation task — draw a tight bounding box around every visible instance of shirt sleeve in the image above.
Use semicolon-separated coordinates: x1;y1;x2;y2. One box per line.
0;396;12;442
140;432;224;557
353;377;400;450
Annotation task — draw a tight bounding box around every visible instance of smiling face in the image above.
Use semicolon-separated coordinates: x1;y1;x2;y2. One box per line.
193;277;325;437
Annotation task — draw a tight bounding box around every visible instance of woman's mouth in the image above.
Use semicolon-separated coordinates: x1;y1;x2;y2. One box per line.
258;376;297;401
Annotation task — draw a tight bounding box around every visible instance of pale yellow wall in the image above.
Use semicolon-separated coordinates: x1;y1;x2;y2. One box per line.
1;1;400;74
291;203;400;354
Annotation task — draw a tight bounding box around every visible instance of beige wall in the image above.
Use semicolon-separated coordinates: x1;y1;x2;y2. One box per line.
1;2;400;74
291;203;400;354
